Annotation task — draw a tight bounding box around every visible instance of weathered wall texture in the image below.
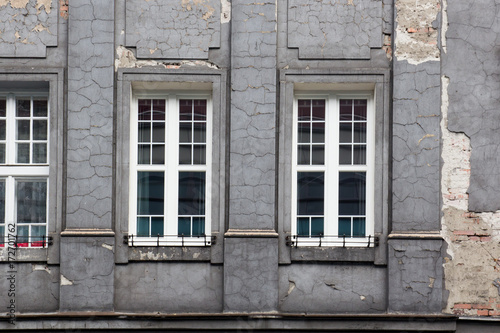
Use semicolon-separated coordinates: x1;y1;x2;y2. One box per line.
441;0;500;317
125;0;220;59
287;0;383;59
0;0;57;57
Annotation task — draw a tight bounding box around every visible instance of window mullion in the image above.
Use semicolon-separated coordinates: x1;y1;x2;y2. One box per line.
6;95;15;164
165;96;178;237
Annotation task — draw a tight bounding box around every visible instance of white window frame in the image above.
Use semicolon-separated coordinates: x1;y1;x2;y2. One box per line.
0;92;50;248
128;91;212;246
291;92;375;247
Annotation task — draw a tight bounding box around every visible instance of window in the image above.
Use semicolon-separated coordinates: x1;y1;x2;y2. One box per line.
0;93;49;248
129;93;212;246
291;93;374;246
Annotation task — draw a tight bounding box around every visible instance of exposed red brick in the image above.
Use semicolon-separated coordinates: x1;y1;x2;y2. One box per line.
481;236;492;242
477;309;489;316
472;304;492;309
454;303;472;309
489;310;500;316
469;236;480;241
453;230;475;236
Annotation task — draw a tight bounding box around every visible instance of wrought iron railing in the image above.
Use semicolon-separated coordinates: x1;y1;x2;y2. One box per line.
124;234;215;247
0;235;53;248
286;234;378;247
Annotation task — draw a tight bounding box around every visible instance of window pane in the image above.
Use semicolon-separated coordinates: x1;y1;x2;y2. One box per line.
179;100;193;120
297;172;324;215
179;123;192;143
193;145;206;165
17;143;30;163
178;217;190;236
297;145;310;165
137;217;149;236
297;217;309;236
151;217;164;236
138;145;150;164
151;145;165;164
353;146;366;165
311;145;324;165
0;181;4;223
17;99;30;117
339;100;352;121
354;100;367;120
33;98;48;117
339;172;366;215
192;217;205;236
137;172;164;215
311;122;324;143
33;120;47;140
298;123;310;143
339;145;351;165
178;172;205;215
353;217;366;237
152;123;165;142
138;123;151;143
17;225;29;246
17;120;30;140
312;100;325;120
0;99;5;117
33;143;47;163
0;225;4;247
339;123;351;143
179;145;192;164
138;99;151;120
0;144;5;164
193;100;207;120
354;123;366;143
298;100;311;121
193;122;206;143
311;217;324;236
338;218;351;237
0;119;5;140
31;225;46;247
17;181;47;224
152;99;165;120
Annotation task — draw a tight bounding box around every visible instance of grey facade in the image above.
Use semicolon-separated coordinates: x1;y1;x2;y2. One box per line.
0;0;499;332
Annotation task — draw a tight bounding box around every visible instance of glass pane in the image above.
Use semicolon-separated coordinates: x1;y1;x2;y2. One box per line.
353;123;366;143
193;122;206;143
339;172;366;215
179;145;192;164
17;181;47;223
338;218;351;237
17;225;29;246
137;217;149;236
152;99;165;120
339;145;351;165
0;120;5;140
33;143;47;163
152;123;165;142
297;100;310;121
0;99;5;117
311;122;324;143
179;100;192;120
339;100;352;121
353;146;366;165
193;145;206;165
178;172;206;215
312;100;325;120
298;123;310;143
178;217;191;236
192;217;205;236
311;217;324;236
193;100;207;120
17;120;30;140
31;225;46;247
0;144;5;164
179;123;192;143
17;99;30;117
297;172;324;215
297;145;310;165
353;217;366;237
297;217;309;236
311;145;324;165
354;100;367;120
138;123;151;143
138;144;150;164
151;145;165;164
137;172;164;215
151;217;164;236
138;99;151;120
339;123;351;143
17;143;30;163
33;98;48;117
0;181;4;223
33;120;47;140
0;226;4;247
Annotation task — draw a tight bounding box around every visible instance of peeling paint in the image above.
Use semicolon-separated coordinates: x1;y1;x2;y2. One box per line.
102;243;113;251
0;0;30;9
287;280;295;295
32;264;51;273
221;0;231;23
60;274;73;286
36;0;51;14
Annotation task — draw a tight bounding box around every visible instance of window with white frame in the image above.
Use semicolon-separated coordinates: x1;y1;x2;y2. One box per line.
129;93;212;246
0;94;49;248
291;93;374;246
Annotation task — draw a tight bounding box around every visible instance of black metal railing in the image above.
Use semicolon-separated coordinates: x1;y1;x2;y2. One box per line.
124;233;215;247
286;234;378;247
0;235;53;248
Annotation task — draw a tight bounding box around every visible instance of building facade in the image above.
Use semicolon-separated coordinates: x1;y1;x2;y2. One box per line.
0;0;499;331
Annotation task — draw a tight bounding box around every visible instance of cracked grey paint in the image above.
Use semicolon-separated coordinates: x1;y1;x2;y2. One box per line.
115;263;222;312
229;0;276;230
0;0;57;57
125;0;220;59
392;61;441;231
444;0;500;212
66;0;114;229
279;264;386;313
224;238;278;312
0;263;59;312
59;238;114;311
388;239;444;312
287;0;383;59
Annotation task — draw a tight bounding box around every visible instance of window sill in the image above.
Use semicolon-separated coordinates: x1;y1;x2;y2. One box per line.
128;246;212;262
0;247;48;262
290;246;376;262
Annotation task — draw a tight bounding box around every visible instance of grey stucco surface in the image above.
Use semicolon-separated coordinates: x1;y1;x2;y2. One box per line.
444;0;500;212
229;0;276;230
59;237;114;311
115;262;223;312
388;239;444;313
287;0;383;59
224;238;279;312
0;0;57;57
66;0;114;229
279;264;387;313
125;0;220;59
0;263;59;312
392;61;441;231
